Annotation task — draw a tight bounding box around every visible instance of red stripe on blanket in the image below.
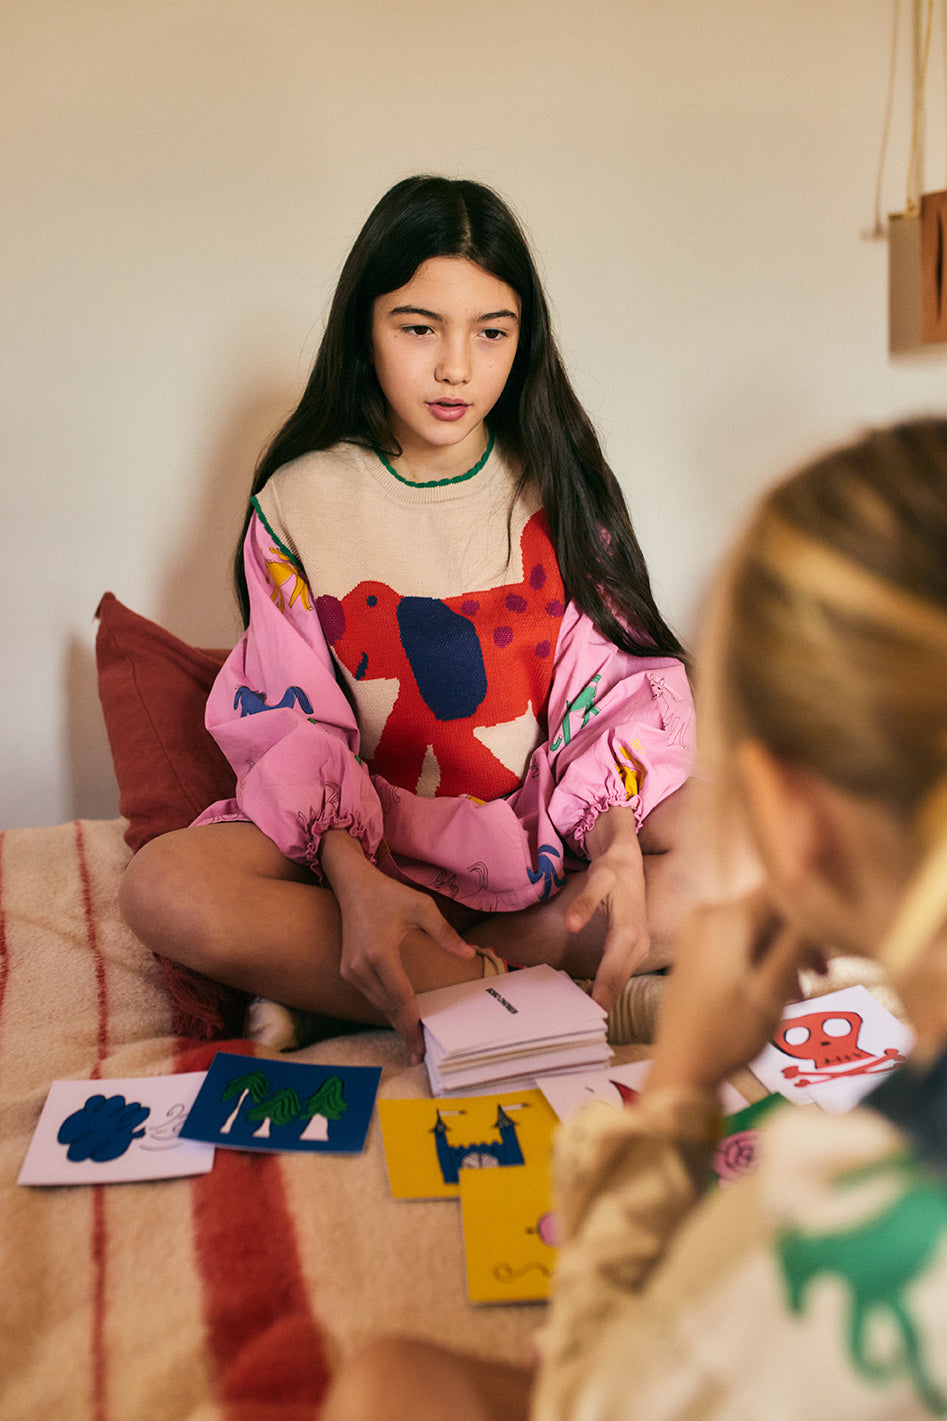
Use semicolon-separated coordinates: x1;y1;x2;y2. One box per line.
178;1041;332;1418
91;1186;109;1421
74;821;109;1074
74;822;111;1421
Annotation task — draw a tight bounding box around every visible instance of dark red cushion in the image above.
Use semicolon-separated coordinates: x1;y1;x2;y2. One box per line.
95;592;246;1038
95;592;236;852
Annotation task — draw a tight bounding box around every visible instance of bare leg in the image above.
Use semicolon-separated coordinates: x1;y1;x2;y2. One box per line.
119;823;484;1025
321;1338;533;1421
119;787;698;1029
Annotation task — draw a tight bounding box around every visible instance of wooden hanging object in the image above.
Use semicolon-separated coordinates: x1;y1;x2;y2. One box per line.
921;189;947;341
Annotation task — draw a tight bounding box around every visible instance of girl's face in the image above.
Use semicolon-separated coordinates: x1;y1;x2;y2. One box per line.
371;257;520;477
732;737;919;962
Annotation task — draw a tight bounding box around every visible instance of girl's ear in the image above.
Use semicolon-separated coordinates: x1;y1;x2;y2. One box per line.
734;739;823;894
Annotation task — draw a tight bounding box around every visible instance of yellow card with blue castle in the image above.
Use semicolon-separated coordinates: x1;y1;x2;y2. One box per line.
378;1089;557;1199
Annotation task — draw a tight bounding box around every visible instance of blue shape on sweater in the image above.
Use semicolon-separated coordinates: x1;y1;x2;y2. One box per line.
396;597;487;721
234;685;314;717
527;844;567;900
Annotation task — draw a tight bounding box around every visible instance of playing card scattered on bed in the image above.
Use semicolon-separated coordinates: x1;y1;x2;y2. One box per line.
711;1094;784;1190
18;1073;215;1186
178;1051;381;1154
417;964;611;1095
378;1088;558;1199
748;985;915;1112
459;1162;557;1304
536;1059;747;1121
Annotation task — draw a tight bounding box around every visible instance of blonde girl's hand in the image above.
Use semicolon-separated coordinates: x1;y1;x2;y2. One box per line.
320;831;477;1063
643;894;827;1097
565;806;652;1012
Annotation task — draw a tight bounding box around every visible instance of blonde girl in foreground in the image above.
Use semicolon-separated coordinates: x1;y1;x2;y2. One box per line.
324;417;947;1420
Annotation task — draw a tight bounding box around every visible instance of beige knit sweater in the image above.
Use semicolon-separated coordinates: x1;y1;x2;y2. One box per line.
533;1091;947;1419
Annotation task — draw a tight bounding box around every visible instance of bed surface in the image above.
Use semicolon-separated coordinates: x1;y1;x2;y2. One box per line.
0;817;559;1420
2;815;900;1420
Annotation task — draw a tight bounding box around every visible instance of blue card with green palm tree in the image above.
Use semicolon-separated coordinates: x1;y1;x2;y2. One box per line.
179;1051;381;1155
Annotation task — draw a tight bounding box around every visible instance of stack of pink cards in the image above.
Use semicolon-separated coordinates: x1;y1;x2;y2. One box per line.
417;964;611;1095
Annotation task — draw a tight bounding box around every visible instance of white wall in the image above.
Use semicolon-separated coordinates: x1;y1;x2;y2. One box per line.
3;0;946;830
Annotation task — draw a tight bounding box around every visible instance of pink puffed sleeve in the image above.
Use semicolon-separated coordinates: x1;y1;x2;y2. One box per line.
200;513;385;871
545;605;693;855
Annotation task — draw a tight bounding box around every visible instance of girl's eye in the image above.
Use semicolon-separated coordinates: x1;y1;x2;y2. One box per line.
404;324;432;336
480;328;508;341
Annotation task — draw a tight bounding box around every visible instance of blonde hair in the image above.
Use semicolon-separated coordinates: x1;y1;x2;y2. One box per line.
701;418;947;973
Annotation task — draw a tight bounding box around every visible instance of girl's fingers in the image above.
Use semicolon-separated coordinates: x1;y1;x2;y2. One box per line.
564;861;627;934
387;994;425;1064
338;930;420;1053
415;902;477;961
590;958;626;1012
644;898;810;1093
360;955;425;1062
564;890;600;934
343;895;475;1063
751;921;819;1018
591;924;651;1010
566;859;650;1008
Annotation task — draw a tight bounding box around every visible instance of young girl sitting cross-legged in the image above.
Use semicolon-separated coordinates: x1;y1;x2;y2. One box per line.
119;175;695;1061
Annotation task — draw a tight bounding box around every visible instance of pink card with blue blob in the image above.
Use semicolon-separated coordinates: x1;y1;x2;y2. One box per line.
18;1073;214;1185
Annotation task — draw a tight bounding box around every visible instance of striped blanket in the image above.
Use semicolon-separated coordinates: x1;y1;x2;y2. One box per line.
0;818;544;1420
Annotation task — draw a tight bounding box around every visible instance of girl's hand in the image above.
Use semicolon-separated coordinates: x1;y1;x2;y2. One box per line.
643;894;826;1097
565;807;652;1012
320;831;477;1063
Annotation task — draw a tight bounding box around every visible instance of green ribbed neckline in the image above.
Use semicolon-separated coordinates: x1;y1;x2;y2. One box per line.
374;431;494;488
251;496;301;569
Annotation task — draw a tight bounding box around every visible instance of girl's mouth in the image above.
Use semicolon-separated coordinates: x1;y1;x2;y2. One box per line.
427;400;470;422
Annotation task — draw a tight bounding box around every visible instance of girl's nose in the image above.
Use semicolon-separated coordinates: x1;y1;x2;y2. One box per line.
435;338;470;385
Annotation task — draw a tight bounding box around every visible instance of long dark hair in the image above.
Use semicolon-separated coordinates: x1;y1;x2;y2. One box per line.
235;175;685;662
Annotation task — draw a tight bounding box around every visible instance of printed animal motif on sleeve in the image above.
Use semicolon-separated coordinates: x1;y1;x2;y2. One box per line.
551;675;601;752
647;671;690;749
615;742;647;797
316;511;565;799
233;685;314;717
264;546;313;614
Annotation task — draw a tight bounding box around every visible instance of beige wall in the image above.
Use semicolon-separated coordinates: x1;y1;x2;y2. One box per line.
3;0;946;829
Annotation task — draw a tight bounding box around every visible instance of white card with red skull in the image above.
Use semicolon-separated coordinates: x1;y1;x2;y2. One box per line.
749;985;915;1112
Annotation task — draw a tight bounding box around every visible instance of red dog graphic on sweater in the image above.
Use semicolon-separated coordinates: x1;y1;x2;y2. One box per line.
316;512;565;799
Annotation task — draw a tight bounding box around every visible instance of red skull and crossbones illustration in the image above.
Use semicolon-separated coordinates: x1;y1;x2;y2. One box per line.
774;1009;906;1089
